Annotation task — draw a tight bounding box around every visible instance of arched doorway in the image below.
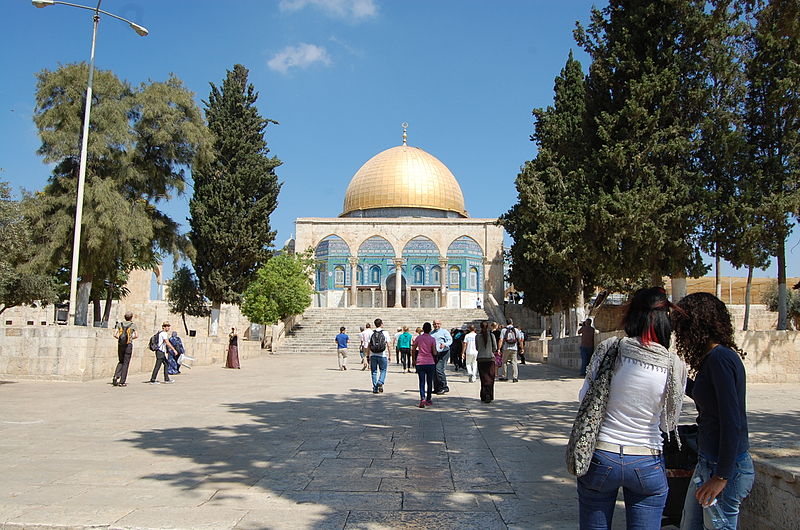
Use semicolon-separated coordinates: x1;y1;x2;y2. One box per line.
386;273;407;308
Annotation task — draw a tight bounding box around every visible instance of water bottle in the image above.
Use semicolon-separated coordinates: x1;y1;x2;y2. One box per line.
692;476;727;529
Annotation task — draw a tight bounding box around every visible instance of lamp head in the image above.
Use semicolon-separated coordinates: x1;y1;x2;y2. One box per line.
129;22;149;36
32;0;55;7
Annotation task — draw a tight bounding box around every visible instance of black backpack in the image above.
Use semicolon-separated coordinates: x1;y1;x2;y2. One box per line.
117;323;132;346
504;327;517;344
148;332;161;352
369;330;387;353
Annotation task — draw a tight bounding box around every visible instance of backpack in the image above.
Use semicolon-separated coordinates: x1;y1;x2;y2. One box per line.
148;332;161;352
369;330;387;353
117;323;132;346
504;327;517;344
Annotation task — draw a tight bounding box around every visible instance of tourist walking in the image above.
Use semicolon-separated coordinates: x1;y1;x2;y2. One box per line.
569;287;686;529
463;324;478;382
226;327;240;369
672;293;754;530
167;330;185;375
578;318;596;376
394;327;403;364
476;321;498;403
359;323;372;371
368;318;391;393
397;326;413;373
112;312;137;387
499;319;524;382
412;322;437;408
451;327;466;371
431;320;452;394
335;326;349;370
150;322;179;384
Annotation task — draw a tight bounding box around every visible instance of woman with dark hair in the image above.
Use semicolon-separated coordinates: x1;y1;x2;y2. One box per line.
672;293;753;530
476;321;498;403
575;287;687;529
412;322;437;408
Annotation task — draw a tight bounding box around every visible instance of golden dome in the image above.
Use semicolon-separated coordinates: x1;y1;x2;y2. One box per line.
341;145;467;217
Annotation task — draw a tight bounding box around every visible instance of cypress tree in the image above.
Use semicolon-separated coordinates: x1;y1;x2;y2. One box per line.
189;64;282;334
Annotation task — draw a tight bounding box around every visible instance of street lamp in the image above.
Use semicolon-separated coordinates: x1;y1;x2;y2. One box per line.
32;0;148;325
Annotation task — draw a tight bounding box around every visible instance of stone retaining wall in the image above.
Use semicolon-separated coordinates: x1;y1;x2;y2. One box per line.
740;448;800;529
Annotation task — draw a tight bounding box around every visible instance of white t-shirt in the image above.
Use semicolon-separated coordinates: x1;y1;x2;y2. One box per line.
463;331;478;356
158;330;171;353
360;329;372;350
500;326;522;351
368;328;392;358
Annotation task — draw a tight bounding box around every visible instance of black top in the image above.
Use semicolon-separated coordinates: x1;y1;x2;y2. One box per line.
687;345;749;479
229;334;238;347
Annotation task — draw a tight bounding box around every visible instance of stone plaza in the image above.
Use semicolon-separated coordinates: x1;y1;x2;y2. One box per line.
0;351;797;529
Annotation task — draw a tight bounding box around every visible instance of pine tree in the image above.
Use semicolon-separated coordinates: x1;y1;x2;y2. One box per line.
25;64;209;325
745;0;800;330
189;64;282;334
575;0;710;286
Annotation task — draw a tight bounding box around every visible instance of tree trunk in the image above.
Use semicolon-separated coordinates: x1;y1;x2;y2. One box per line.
575;276;586;328
209;300;221;336
101;288;113;325
671;272;687;303
75;280;92;326
743;265;753;331
92;297;102;326
777;240;787;330
182;313;189;335
715;244;722;299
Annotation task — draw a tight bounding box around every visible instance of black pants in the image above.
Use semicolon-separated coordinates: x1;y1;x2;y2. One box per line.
150;352;170;382
477;360;496;402
399;347;411;370
114;343;132;384
434;350;449;392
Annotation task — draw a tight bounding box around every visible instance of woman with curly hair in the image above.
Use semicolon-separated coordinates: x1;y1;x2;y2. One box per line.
576;287;687;529
672;292;754;530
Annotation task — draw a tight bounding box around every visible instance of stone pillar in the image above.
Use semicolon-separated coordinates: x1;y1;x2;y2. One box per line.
434;289;440;308
348;257;358;308
439;258;448;308
416;288;421;308
370;288;376;308
393;258;403;308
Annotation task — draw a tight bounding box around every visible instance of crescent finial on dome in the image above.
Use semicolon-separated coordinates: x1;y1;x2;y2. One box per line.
402;122;408;146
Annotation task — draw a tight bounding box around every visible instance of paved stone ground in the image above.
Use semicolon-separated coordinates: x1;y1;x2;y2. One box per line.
0;352;797;529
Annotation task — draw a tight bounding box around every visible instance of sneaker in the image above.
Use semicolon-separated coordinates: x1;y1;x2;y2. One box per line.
361;366;367;371
118;383;127;387
343;366;347;370
441;388;449;394
373;388;379;394
378;384;384;393
418;400;426;408
112;379;118;386
425;399;433;406
149;380;159;385
164;380;175;384
513;378;519;383
499;377;508;382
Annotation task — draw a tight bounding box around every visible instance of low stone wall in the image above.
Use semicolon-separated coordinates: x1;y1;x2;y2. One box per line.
0;326;263;382
740;447;800;529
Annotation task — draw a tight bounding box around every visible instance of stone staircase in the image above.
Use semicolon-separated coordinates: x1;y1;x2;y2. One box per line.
275;307;493;355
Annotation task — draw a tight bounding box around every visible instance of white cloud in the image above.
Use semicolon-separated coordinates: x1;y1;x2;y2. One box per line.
268;43;332;74
279;0;378;21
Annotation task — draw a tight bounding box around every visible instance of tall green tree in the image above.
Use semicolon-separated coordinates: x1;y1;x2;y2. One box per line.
167;265;210;334
25;63;210;325
502;51;596;317
0;181;57;314
241;251;314;326
575;0;710;287
189;64;282;335
745;0;800;329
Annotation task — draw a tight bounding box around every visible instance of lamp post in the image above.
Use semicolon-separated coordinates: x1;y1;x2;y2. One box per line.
32;0;148;325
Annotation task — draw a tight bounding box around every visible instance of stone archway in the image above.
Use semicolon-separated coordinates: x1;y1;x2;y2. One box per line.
386;273;407;308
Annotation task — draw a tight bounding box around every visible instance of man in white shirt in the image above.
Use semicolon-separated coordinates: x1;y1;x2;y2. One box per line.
431;320;453;394
499;318;524;383
368;318;392;394
359;323;372;371
150;322;179;384
393;327;403;364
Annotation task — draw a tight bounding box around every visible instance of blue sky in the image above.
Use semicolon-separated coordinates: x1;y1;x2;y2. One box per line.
2;0;798;280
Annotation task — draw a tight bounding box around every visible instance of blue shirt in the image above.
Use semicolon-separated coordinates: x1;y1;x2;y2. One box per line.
335;333;349;349
430;328;453;353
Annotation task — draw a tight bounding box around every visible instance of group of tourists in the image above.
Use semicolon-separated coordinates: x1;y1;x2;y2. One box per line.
570;288;753;529
334;317;526;408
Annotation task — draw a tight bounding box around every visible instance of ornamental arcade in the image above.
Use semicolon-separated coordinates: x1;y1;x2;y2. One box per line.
294;126;504;309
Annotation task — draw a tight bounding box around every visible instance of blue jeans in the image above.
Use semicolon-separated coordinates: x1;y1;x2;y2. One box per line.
434;349;449;392
416;364;435;400
577;449;668;529
580;346;593;375
680;453;754;530
370;355;388;390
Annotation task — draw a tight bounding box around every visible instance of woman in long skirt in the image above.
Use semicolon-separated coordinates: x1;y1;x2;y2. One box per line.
226;327;240;369
476;321;498;403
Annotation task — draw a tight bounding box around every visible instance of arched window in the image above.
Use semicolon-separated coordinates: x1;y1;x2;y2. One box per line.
356;266;363;284
449;266;460;289
334;266;345;287
431;266;441;285
370;265;381;284
469;267;479;290
413;265;424;284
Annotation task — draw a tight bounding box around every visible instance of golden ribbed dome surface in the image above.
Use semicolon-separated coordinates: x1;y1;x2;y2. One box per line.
341;145;467;217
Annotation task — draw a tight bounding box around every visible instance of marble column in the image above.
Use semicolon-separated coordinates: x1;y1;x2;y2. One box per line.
393;258;403;308
439;258;449;308
370;288;376;308
348;257;358;308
